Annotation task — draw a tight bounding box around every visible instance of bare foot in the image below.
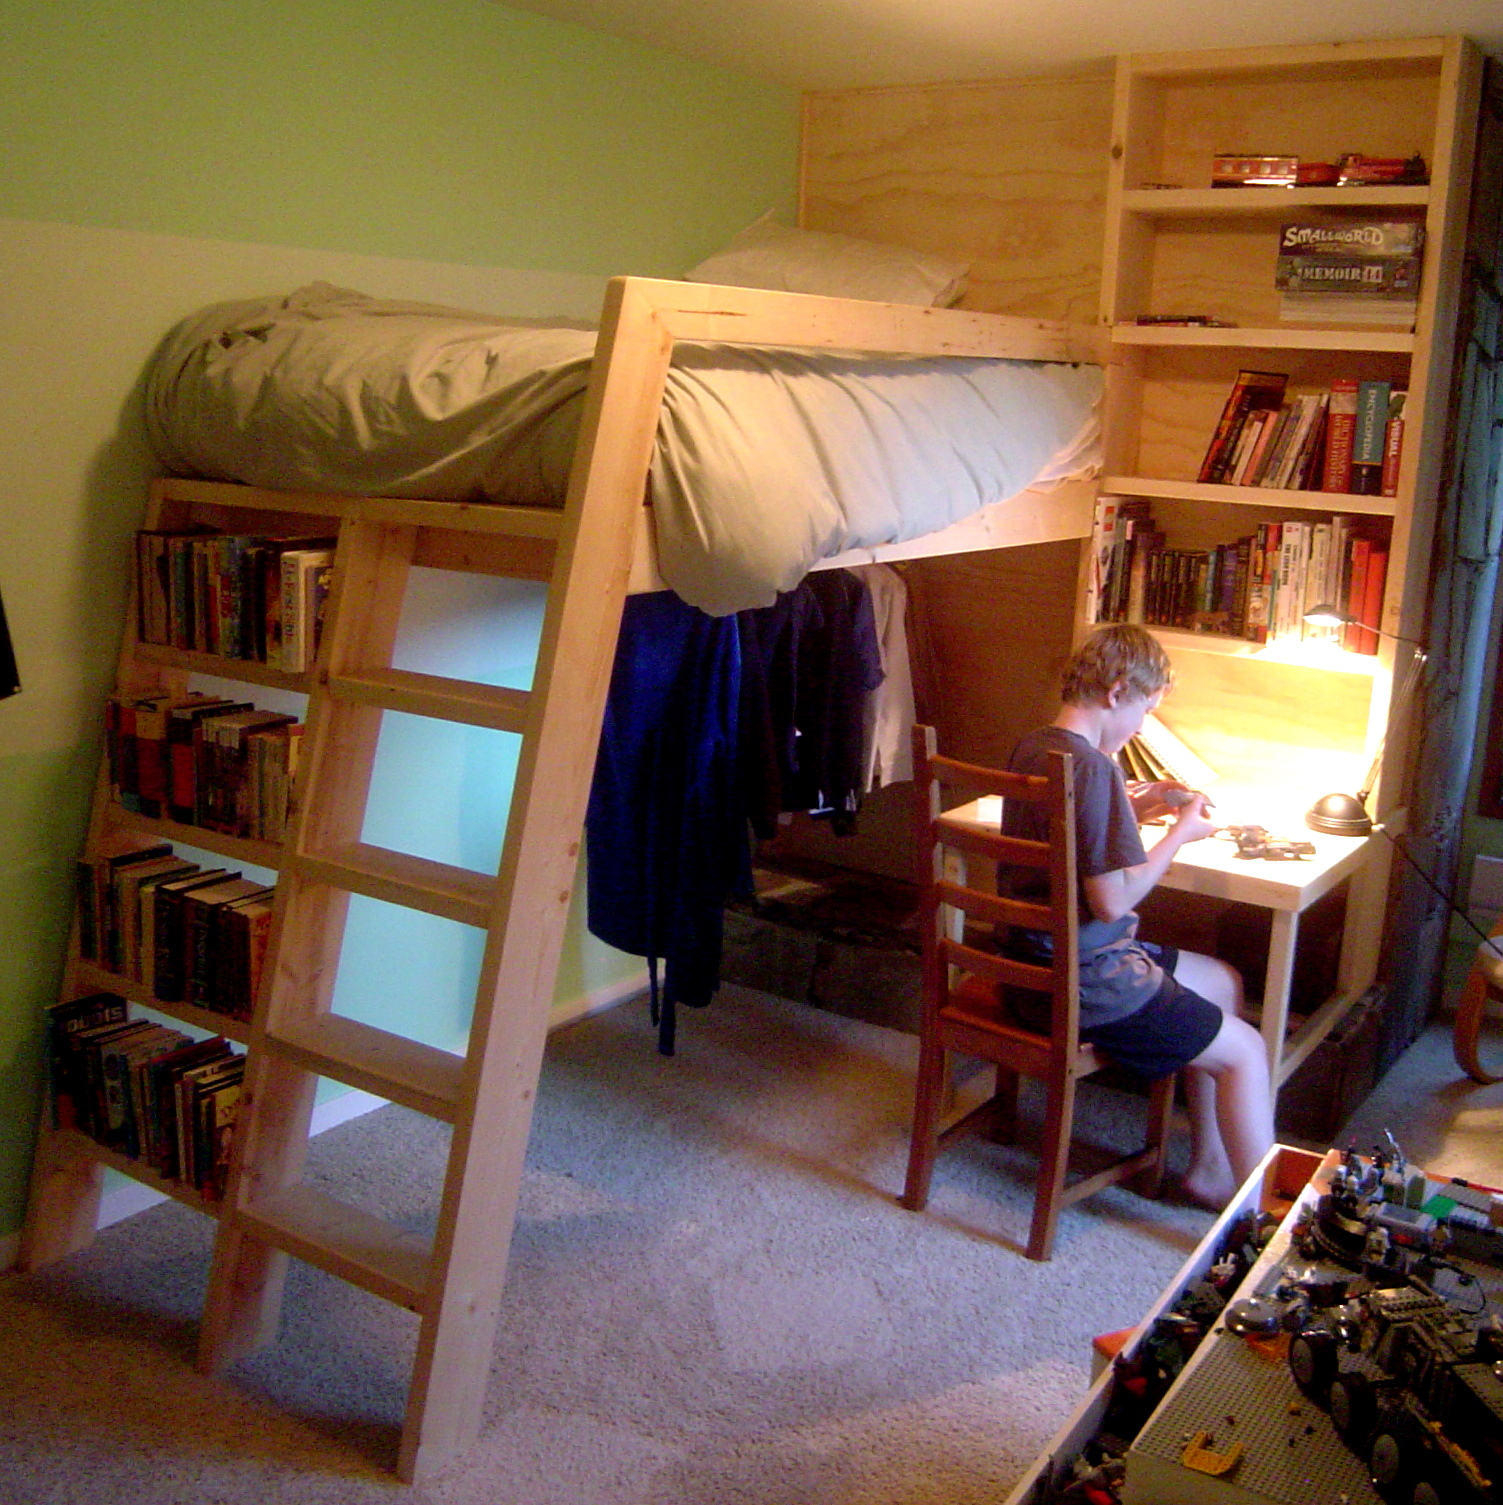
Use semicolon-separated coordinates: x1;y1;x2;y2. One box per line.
1174;1167;1237;1211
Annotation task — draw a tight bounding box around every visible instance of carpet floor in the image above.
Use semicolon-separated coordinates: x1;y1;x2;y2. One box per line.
1;988;1496;1504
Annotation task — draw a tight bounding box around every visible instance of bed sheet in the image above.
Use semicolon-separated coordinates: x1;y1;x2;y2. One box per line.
145;283;1101;615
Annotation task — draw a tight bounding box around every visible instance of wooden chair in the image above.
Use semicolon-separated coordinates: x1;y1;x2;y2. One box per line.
1454;917;1503;1084
901;725;1175;1261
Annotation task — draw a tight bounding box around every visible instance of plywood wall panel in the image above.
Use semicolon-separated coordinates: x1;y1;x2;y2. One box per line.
801;69;1113;322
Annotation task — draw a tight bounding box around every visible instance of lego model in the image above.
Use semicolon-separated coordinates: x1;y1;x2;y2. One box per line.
1288;1278;1503;1503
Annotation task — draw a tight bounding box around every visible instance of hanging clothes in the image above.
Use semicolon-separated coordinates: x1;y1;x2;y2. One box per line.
850;563;915;790
741;570;884;836
584;591;750;1054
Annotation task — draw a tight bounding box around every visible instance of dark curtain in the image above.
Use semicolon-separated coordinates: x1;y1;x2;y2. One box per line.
1382;61;1503;1066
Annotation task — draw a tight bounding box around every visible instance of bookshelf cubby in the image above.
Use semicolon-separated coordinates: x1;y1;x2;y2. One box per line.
1094;36;1483;801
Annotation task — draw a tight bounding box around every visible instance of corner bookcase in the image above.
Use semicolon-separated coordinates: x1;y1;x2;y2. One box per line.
1093;36;1482;804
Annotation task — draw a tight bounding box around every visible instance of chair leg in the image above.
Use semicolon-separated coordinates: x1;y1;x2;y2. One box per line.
903;1036;948;1211
1137;1073;1176;1199
1027;1072;1076;1261
989;1064;1020;1144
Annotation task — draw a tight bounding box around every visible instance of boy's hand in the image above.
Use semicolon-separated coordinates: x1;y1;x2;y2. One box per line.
1169;791;1217;843
1127;778;1194;823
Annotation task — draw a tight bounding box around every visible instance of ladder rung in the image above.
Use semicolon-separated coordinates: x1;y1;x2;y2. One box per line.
295;843;496;927
236;1184;431;1310
327;668;530;732
266;1015;463;1122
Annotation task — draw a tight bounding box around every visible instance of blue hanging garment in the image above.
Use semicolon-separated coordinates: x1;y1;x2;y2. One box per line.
585;591;750;1054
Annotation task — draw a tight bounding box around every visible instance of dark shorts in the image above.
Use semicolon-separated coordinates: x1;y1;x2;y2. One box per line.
1082;943;1224;1081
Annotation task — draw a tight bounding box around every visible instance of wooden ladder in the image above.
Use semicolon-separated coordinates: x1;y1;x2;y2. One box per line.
198;279;675;1483
21;276;673;1484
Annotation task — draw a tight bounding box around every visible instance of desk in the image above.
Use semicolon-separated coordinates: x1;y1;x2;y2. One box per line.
945;796;1377;1093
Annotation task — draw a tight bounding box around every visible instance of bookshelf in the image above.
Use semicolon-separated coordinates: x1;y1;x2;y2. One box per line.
1093;36;1483;804
19;448;641;1480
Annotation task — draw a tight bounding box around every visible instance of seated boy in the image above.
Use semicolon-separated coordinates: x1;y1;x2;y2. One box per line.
1001;624;1273;1209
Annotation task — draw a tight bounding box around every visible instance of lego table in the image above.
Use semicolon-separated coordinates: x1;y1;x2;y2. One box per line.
1005;1147;1503;1505
943;796;1377;1093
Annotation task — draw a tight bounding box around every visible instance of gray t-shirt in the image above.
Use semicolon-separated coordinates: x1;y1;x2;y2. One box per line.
1000;726;1163;1028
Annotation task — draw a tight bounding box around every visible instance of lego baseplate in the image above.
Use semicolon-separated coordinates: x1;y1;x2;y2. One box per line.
1121;1170;1503;1505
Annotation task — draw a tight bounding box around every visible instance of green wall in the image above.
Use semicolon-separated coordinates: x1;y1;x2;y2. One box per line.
0;0;798;1246
0;0;795;276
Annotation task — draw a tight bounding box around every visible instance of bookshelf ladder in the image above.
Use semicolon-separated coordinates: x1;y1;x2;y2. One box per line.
20;277;668;1484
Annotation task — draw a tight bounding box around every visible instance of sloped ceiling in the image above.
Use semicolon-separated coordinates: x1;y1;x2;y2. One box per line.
502;0;1503;90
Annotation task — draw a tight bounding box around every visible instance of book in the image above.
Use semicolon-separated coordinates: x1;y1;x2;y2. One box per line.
151;868;233;1002
164;698;250;824
100;1023;186;1154
1359;548;1389;655
115;855;197;981
279;546;336;673
90;844;173;971
1322;379;1359;493
47;994;129;1131
1198;371;1289;484
176;1053;245;1192
1086;494;1119;624
205;710;296;835
1352;380;1392;495
1343;537;1372;651
144;1036;233;1177
1381;390;1407;497
182;876;269;1009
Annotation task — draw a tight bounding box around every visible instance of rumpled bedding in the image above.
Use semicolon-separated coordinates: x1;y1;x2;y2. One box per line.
145;282;1101;616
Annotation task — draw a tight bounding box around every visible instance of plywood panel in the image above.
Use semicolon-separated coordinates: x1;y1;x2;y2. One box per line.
801;69;1113;322
905;541;1080;770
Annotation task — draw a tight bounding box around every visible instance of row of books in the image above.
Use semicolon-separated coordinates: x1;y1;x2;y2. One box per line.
107;689;303;840
1088;496;1388;651
1197;372;1405;498
47;992;245;1199
136;527;335;673
76;842;272;1020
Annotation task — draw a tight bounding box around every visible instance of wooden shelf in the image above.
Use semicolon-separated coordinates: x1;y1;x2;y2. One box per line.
71;961;253;1042
106;806;283;871
1146;627;1382;674
133;642;312;693
1121;185;1430;216
1111;325;1415;353
1100;476;1398;516
49;1126;221;1217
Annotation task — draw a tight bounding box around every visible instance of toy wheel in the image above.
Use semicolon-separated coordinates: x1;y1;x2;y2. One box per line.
1329;1371;1374;1443
1369;1429;1408;1496
1289;1329;1338;1395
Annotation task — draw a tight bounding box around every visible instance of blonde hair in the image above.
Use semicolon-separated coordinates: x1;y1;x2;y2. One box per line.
1061;625;1173;705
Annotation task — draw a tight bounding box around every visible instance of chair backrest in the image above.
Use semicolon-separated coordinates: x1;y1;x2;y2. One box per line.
911;725;1081;1053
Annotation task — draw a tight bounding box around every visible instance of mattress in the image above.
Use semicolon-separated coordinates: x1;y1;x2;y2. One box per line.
145;283;1101;616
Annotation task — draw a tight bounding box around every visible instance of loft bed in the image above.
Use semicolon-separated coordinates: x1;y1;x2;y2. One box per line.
37;275;1114;1485
144;278;1108;612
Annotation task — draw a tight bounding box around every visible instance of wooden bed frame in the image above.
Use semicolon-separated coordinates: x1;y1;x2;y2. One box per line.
22;274;1106;1484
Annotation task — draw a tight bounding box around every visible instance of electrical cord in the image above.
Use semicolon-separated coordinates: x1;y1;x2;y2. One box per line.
1370;821;1501;954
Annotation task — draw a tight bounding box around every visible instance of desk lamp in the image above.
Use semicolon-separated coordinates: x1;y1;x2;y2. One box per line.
1300;604;1427;836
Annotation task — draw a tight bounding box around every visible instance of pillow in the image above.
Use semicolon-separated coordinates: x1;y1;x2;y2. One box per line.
684;213;968;307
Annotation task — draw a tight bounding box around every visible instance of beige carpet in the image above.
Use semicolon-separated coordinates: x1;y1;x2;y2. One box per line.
1;990;1495;1504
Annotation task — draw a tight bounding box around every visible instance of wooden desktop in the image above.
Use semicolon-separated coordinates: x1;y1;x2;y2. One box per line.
943;790;1377;1094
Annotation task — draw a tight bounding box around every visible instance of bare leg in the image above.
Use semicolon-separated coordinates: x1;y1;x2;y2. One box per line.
1172;951;1270;1209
